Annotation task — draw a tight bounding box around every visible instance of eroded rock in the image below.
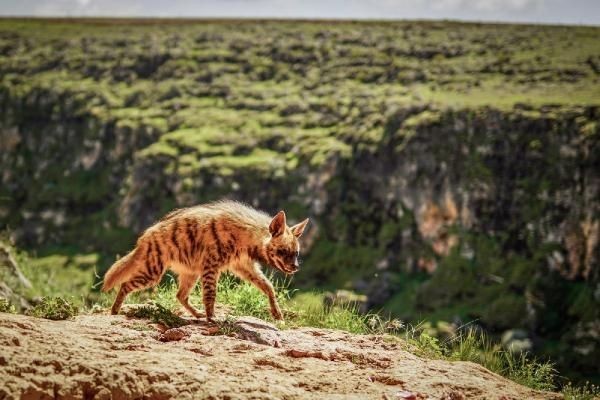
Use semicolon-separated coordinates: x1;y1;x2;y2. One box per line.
0;312;562;399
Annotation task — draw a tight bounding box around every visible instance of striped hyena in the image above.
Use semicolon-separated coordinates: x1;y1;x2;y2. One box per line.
102;200;309;321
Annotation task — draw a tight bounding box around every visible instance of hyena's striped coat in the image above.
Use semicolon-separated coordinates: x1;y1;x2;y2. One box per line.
102;200;309;321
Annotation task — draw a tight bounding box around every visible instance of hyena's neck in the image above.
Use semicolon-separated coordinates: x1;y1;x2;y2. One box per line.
247;242;269;266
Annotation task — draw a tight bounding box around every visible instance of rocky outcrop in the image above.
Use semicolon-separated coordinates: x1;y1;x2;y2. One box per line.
0;312;560;399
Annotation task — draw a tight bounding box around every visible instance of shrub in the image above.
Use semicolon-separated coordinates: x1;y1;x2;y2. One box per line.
0;297;16;313
27;297;78;320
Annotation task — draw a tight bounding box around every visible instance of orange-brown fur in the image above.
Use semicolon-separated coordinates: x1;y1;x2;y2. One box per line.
102;200;309;321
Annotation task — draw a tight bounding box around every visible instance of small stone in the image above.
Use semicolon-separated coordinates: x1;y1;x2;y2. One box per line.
158;328;189;342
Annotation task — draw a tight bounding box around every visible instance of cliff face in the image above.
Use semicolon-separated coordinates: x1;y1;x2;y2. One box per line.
0;19;599;383
0;92;160;250
4;98;597;283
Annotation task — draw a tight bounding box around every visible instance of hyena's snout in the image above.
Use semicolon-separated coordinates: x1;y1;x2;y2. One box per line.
290;251;301;272
287;260;300;274
280;262;299;275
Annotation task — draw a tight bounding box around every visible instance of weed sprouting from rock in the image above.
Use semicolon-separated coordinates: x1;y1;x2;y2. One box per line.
216;315;241;336
125;301;188;328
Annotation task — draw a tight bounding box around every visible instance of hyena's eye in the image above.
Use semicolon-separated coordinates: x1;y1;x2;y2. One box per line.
278;249;296;262
286;250;299;262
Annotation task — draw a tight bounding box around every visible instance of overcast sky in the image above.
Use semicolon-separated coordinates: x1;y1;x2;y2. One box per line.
1;0;599;25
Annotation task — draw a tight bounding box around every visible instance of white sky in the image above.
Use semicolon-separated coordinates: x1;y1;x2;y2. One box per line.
1;0;599;25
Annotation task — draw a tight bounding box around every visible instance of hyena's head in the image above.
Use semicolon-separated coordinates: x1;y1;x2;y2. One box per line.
265;210;309;275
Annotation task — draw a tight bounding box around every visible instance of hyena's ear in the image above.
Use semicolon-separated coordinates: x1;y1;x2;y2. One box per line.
291;218;310;238
269;210;287;237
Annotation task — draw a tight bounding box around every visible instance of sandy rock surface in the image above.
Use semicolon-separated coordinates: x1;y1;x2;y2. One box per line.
0;311;560;399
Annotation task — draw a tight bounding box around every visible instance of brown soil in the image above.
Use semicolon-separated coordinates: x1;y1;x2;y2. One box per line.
0;311;561;399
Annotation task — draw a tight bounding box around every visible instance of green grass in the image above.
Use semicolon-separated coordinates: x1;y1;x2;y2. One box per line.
444;330;556;391
562;382;600;400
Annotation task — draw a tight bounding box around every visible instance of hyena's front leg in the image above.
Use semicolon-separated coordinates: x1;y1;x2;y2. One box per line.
236;265;283;320
201;268;221;322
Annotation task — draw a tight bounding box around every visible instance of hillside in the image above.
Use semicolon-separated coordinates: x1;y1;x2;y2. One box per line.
0;18;599;386
0;311;560;399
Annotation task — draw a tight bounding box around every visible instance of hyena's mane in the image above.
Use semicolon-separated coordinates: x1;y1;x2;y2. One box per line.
192;200;272;236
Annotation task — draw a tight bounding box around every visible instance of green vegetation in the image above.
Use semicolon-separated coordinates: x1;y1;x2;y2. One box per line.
27;296;78;320
124;301;187;328
443;330;556;391
0;298;15;313
562;382;600;400
400;329;557;392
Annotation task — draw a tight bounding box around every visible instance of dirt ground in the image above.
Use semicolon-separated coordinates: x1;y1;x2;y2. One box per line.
0;311;561;399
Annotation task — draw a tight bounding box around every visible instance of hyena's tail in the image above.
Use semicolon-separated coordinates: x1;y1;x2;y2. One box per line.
102;249;138;292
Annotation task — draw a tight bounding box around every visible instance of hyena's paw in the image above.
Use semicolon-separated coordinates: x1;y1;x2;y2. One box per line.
204;311;216;323
271;307;284;320
188;308;203;319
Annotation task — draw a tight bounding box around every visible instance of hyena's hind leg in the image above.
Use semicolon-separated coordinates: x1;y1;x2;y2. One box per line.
176;273;202;318
111;283;133;315
110;263;167;315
